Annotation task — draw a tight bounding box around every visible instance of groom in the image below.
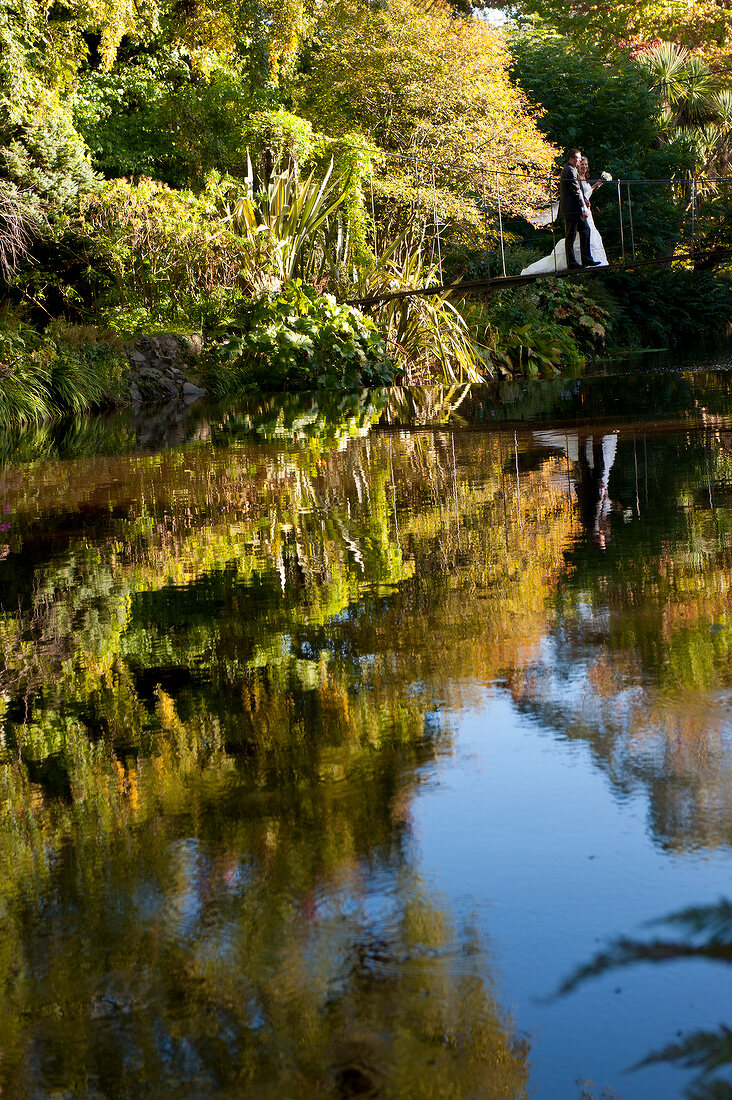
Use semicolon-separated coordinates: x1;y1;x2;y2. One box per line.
560;149;600;269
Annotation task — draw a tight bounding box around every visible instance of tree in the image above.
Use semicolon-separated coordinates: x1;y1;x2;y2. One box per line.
508;28;694;259
508;28;665;175
490;0;732;68
295;0;556;241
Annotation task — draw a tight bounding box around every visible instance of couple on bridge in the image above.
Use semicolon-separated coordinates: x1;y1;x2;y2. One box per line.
522;149;609;276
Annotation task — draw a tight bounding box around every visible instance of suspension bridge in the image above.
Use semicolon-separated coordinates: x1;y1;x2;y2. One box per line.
351;153;732;305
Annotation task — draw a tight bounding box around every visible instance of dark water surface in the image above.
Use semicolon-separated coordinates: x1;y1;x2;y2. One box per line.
3;370;732;1098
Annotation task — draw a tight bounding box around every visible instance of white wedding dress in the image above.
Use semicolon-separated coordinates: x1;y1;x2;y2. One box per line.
521;182;609;275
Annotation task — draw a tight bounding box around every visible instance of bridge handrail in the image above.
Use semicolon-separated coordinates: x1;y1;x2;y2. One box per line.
371;152;730;186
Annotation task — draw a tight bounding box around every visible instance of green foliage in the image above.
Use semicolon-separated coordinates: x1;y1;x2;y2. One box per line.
508;29;663;176
496;319;586;377
203;280;395;392
495;323;566;378
0;321;127;426
74;50;271;189
534;278;609;354
240;107;317;177
227;157;353;289
460;278;591;376
600;269;732;348
324;130;376;272
80;177;250;331
635;43;732;181
1;98;97;220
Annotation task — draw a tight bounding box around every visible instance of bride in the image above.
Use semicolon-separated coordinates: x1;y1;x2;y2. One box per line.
521;158;609;275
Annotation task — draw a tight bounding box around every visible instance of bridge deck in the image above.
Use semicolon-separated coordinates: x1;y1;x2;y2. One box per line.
347;247;732;308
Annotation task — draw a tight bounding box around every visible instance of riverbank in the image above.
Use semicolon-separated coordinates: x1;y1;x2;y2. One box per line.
0;324;208;428
2;265;732;429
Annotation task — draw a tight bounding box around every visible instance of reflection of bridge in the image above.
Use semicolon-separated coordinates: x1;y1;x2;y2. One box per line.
354;154;732;304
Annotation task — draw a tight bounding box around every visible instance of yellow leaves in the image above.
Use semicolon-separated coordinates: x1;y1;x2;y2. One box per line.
36;0;159;74
265;0;309;83
112;756;140;812
517;0;732;65
297;0;556;232
89;0;157;70
156;686;185;735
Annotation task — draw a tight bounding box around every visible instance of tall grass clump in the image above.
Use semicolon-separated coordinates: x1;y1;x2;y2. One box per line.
0;323;127;428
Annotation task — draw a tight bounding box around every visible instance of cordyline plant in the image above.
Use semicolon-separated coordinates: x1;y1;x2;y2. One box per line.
357;236;487;384
224;156;352;291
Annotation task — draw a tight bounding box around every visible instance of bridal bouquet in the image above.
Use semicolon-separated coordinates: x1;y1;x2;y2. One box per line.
601;171;613;181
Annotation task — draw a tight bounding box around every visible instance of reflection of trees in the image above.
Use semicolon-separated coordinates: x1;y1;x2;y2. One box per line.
509;427;732;851
9;401;732;1092
0;424;552;1098
7;416;732;858
1;667;530;1097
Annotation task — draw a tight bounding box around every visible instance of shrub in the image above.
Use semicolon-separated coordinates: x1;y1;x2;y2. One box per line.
203;281;396;393
225;158;352;291
600;268;732;349
494;320;585;378
80;177;250;332
462;284;587;377
533;278;609;356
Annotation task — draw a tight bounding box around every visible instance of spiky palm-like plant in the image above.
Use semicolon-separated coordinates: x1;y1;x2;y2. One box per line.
226;157;351;291
636;42;732;175
357;239;487;384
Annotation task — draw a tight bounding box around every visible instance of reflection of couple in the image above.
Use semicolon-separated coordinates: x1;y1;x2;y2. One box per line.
532;429;619;550
522;149;609;276
577;433;618;550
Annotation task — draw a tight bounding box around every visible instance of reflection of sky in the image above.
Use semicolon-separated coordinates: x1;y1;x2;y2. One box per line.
519;613;732;852
415;689;732;1100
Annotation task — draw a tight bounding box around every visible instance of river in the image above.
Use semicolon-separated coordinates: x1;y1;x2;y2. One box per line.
2;365;732;1098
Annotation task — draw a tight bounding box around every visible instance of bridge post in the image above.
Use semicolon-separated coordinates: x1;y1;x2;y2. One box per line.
496;172;507;278
548;173;557;273
617;180;625;265
627;183;636;261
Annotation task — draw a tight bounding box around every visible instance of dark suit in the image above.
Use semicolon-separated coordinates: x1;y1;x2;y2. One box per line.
559;162;592;267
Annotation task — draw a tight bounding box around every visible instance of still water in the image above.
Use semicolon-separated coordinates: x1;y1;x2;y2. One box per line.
2;371;732;1098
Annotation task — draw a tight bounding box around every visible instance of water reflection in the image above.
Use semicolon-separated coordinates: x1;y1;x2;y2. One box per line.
3;379;732;1095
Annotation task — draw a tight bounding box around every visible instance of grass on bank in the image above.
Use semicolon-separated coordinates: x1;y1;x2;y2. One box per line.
0;321;128;429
